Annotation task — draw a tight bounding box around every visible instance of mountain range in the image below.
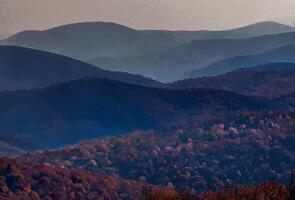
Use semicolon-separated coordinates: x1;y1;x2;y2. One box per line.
0;77;284;150
0;22;176;60
2;21;293;59
0;46;161;91
1;19;295;198
2;21;295;82
88;31;295;82
168;63;295;98
186;44;295;78
145;21;295;43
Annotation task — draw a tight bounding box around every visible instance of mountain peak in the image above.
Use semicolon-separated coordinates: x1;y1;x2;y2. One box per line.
234;21;295;32
46;21;137;32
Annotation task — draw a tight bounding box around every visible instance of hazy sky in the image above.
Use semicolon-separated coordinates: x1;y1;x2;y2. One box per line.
1;0;295;34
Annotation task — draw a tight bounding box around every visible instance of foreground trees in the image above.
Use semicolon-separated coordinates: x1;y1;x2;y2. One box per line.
144;180;295;200
19;111;295;192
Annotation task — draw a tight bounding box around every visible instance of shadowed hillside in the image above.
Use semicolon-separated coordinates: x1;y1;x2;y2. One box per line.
2;21;293;60
167;63;295;98
2;21;295;82
187;44;295;78
146;21;295;43
18;111;295;191
0;46;162;91
0;22;176;59
89;32;295;82
0;77;284;149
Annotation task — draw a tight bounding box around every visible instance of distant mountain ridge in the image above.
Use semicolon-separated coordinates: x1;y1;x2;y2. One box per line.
0;77;284;149
0;22;176;60
168;63;295;98
1;21;295;82
0;46;161;91
187;44;295;78
145;21;295;43
89;31;295;82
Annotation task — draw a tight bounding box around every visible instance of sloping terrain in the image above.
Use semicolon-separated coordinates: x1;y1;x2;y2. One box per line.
89;32;295;82
2;21;295;82
1;157;292;200
167;63;295;98
187;44;295;78
0;22;176;59
0;157;144;200
0;142;25;157
2;21;293;60
146;21;295;43
0;77;283;149
0;46;161;91
18;111;295;191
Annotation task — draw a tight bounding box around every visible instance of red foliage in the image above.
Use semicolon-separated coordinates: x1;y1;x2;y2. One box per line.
0;157;144;199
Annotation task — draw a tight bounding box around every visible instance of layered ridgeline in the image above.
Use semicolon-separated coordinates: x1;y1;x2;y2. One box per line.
0;22;176;60
1;21;295;82
187;44;295;78
88;31;295;82
145;21;295;43
1;21;294;59
0;77;284;150
0;46;161;91
168;63;295;98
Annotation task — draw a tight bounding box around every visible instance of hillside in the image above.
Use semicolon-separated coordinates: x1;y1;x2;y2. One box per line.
0;77;283;149
0;22;176;60
18;111;295;191
2;21;292;61
146;21;295;43
0;142;25;157
187;44;295;78
277;92;295;108
2;22;295;82
0;46;161;91
0;157;144;200
145;182;291;200
1;157;293;199
167;63;295;98
89;32;295;82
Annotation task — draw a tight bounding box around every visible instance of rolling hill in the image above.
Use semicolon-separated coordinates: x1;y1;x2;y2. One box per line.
168;63;295;98
0;22;176;60
2;21;293;60
187;44;295;78
2;21;295;82
18;111;295;191
0;46;161;91
89;32;295;82
0;77;284;149
145;21;295;43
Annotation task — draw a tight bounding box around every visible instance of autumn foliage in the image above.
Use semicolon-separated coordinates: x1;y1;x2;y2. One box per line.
0;158;143;200
19;111;295;192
